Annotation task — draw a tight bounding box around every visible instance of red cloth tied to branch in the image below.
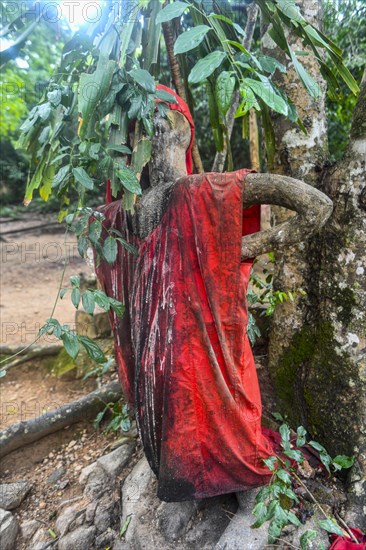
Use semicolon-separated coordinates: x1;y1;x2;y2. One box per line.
95;169;276;501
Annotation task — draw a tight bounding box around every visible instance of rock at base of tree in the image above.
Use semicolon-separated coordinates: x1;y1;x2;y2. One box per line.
57;525;97;550
96;442;135;478
156;500;197;541
0;508;19;550
0;480;32;510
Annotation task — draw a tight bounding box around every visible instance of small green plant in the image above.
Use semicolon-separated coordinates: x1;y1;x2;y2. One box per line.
94;401;131;434
247;255;306;345
253;415;356;549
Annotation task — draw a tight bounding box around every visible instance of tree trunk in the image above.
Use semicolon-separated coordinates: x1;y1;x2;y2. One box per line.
262;0;328;420
263;0;366;528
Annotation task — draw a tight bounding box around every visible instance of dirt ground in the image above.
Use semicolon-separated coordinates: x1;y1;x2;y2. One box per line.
0;214;95;348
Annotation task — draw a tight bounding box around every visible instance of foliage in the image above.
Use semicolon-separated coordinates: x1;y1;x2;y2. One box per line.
324;0;366;160
94;401;132;434
7;0;357;215
253;415;355;548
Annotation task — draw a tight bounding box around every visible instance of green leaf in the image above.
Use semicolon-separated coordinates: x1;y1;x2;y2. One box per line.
268;518;283;544
174;25;211;55
115;165;142;195
59;288;68;299
296;426;307;447
93;290;112;311
71;288;81;309
318;518;344;537
332;455;355;470
107;144;132;154
155;1;188;24
252;501;268;522
276;469;291;484
61;331;80;359
300;530;317;550
79;336;106;364
109;298;125;318
289;50;321;99
73;167;94;190
244;78;288;115
103;236;118;264
94;409;107;428
215;71;236;116
82;290;95;315
70;275;80;288
258;55;287;74
188;51;227;84
276;0;304;23
129;68;156;93
78;235;89;257
279;423;291;445
272;412;284;422
115;237;139;256
287;511;302;527
155;89;178;103
263;456;277;471
88;220;102;245
284;449;304;462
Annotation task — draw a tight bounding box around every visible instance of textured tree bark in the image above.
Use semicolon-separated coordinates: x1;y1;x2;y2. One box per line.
310;73;366;528
261;0;328;418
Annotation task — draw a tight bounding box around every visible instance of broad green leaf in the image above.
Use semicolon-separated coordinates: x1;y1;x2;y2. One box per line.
71;287;81;309
116;238;139;257
279;423;291;444
332;455;355;470
287;511;302;527
236;86;260;117
215;71;236;116
70;275;80;288
79;336;106;364
93;290;112;311
156;1;188;24
24;159;45;201
258;55;287;74
276;469;291;483
276;0;304;23
263;456;277;471
268;518;283;544
131;138;152;176
39;164;55;202
129;68;156;93
244;78;288;115
59;288;68;299
289;50;321;99
309;440;326;452
284;449;304;462
318;518;344;537
155;89;178;103
103;236;118;264
252;501;267;522
88;220;102;245
107;144;132;154
188;51;227;84
78;235;89;257
296;426;307;447
272;412;285;421
73;167;94;190
300;530;317;550
109;298;125;317
61;331;80;359
52;165;70;189
82;290;95;315
174;25;211;55
115;164;142;195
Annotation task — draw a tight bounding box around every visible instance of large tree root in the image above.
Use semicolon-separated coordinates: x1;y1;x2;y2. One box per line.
0;381;122;459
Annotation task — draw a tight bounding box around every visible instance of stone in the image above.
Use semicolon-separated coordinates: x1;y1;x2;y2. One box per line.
0;508;19;550
94;496;119;534
0;481;32;510
20;519;40;541
95;528;119;549
29;528;52;550
157;500;197;541
58;526;96;550
215;489;269;550
47;467;66;484
76;310;111;339
79;462;100;487
55;504;86;537
97;443;135;479
83;464;111;500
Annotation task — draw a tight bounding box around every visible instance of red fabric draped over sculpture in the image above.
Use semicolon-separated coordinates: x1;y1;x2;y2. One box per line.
95;169;274;501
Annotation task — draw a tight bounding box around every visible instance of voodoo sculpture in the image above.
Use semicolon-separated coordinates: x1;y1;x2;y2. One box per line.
94;87;333;502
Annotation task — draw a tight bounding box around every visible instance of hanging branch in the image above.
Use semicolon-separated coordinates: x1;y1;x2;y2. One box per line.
162;21;204;174
211;2;259;172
